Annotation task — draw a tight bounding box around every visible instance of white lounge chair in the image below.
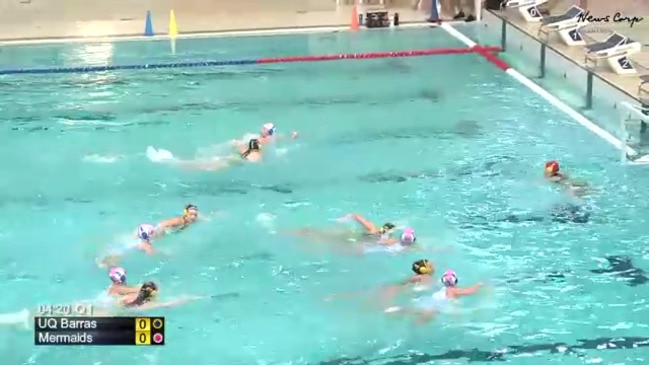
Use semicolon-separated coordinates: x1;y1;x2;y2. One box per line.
503;0;547;22
538;6;587;46
584;32;642;75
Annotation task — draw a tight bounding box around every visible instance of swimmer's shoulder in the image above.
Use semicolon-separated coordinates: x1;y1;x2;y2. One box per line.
159;216;183;228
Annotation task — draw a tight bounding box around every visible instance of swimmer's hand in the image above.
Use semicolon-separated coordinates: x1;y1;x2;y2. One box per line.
335;214;353;223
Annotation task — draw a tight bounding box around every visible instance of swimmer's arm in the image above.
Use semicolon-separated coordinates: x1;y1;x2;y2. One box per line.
113;285;142;295
348;213;379;234
274;132;299;141
378;237;400;245
400;275;424;286
139;242;155;255
453;283;483;297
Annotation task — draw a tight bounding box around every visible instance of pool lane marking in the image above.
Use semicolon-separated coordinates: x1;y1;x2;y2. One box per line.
0;47;502;75
440;23;637;157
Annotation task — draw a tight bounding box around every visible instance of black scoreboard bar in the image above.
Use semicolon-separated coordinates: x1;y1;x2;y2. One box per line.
34;317;165;346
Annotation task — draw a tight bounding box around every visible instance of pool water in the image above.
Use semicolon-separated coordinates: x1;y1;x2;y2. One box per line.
1;25;649;365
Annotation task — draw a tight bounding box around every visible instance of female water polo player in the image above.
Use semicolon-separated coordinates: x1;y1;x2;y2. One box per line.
0;282;201;328
385;270;484;324
107;267;141;296
326;259;436;303
290;214;418;254
156;204;201;233
544;160;591;196
342;213;418;248
148;139;262;171
98;223;159;268
292;214;399;242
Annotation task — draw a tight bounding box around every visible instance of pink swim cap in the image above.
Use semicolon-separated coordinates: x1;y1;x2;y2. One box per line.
109;267;126;284
400;228;416;244
441;270;458;286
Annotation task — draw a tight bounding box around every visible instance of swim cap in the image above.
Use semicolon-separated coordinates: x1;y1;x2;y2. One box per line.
441;270;458;286
109;267;126;284
412;259;433;275
131;281;158;306
401;228;416;244
183;204;198;216
545;160;560;175
141;281;158;297
137;224;155;240
263;123;276;136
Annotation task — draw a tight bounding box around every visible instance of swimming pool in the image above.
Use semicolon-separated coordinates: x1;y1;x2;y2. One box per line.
1;24;649;365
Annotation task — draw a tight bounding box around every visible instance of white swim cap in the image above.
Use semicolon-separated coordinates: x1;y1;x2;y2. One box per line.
109;267;126;283
137;224;155;240
263;123;276;135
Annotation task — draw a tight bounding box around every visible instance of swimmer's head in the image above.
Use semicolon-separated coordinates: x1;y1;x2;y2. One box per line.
544;160;560;177
137;224;155;241
400;227;416;245
109;267;126;284
248;139;261;151
183;204;199;222
441;270;458;287
412;259;434;275
261;123;276;137
138;281;158;302
380;222;396;234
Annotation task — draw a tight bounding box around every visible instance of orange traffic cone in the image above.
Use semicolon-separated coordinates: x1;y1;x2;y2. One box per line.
350;5;360;31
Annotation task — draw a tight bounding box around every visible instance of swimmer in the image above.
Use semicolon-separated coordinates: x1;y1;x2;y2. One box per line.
107;267;141;296
168;139;262;171
98;223;158;268
380;259;435;302
544;160;591;196
342;213;398;239
385;270;483;324
360;227;418;255
155;204;201;234
0;282;202;328
234;123;298;147
104;281;203;315
288;214;396;243
327;259;435;303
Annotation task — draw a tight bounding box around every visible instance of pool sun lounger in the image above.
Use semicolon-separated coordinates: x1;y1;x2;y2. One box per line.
584;32;642;74
538;6;587;45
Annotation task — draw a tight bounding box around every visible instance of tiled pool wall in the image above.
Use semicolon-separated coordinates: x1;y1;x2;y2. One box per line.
463;11;639;141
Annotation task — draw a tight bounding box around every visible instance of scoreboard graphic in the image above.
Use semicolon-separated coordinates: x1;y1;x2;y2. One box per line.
34;317;165;346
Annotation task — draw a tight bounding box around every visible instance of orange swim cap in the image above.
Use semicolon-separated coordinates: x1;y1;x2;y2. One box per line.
545;160;560;175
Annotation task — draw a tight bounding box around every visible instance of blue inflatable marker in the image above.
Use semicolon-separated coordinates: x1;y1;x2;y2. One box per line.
428;0;440;23
144;10;154;36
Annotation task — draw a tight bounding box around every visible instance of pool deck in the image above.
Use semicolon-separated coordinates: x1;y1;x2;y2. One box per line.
492;0;649;102
0;1;441;42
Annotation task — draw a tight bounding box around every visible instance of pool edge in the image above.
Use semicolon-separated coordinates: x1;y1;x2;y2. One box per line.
0;22;460;46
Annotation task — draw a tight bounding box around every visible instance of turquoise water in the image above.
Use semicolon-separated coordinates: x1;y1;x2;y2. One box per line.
1;25;649;364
